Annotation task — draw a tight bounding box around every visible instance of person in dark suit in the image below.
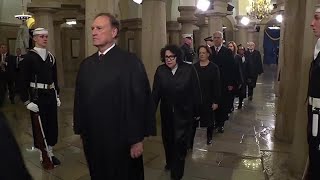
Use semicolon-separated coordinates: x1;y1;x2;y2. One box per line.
235;45;248;109
0;112;32;180
209;31;236;133
13;48;24;96
245;42;263;101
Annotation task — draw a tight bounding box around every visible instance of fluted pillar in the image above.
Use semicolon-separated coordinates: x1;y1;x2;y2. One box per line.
247;27;257;44
235;15;249;46
177;6;197;47
141;0;167;84
85;0;116;56
167;21;181;45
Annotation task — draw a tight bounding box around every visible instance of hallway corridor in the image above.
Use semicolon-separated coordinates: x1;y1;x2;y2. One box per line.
2;66;296;180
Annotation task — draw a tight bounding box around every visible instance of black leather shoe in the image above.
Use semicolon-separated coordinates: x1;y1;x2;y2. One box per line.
51;156;61;166
218;127;224;133
207;139;213;145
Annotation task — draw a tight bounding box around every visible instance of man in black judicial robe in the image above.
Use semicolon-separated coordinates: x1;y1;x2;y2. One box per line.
245;42;263;101
307;9;320;180
73;13;156;180
209;31;236;133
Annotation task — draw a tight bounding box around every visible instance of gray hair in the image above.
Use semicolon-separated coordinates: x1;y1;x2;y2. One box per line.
213;31;224;38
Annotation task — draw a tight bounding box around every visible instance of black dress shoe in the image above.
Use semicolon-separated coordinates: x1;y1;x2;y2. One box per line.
238;104;243;109
51;156;61;166
218;127;224;133
207;139;213;145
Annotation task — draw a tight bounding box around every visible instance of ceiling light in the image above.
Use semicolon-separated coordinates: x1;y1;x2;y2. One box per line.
276;14;283;23
66;19;77;25
133;0;143;4
240;17;250;26
197;0;210;11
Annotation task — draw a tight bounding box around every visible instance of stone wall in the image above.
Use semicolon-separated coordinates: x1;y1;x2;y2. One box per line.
0;23;19;54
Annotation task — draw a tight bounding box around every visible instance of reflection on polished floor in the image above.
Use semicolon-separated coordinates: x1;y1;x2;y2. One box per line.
2;66;296;180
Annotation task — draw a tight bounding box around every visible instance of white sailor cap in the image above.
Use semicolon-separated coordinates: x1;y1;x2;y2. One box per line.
316;4;320;13
182;34;193;39
33;28;48;36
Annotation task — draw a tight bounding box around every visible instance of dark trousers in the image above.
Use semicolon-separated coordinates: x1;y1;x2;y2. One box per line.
248;76;258;97
162;124;187;180
30;89;58;147
0;79;6;106
190;121;214;147
308;142;320;180
7;78;15;102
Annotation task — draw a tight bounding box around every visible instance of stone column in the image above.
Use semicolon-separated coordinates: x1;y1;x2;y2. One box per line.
234;16;249;46
177;6;197;47
247;26;258;44
28;2;61;54
141;0;167;84
167;21;181;45
196;14;209;46
274;0;317;177
206;0;228;35
85;0;116;56
53;21;65;88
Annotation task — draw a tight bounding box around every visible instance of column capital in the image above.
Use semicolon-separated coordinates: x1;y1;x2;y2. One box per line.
167;21;181;31
27;2;61;14
205;10;227;17
120;18;142;30
53;20;64;26
177;6;197;24
195;15;208;27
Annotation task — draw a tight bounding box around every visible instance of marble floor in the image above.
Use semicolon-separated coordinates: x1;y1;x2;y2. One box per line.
2;66;298;180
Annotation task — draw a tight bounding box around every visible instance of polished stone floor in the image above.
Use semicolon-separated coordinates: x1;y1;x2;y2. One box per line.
2;66;297;180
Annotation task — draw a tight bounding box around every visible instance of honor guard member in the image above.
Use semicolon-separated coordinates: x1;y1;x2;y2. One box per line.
19;28;61;166
204;36;214;48
180;34;195;64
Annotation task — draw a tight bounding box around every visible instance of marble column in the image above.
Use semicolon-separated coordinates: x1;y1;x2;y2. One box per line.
167;21;181;45
28;2;61;54
196;14;209;46
247;27;258;44
85;0;116;56
206;0;228;35
121;18;142;59
141;0;167;84
53;21;65;88
274;0;317;176
177;6;197;47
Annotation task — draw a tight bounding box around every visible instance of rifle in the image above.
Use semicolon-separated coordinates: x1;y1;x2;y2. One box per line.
32;75;54;170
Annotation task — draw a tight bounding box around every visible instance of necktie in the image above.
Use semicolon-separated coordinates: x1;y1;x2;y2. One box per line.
16;56;19;69
99;54;104;60
216;47;219;54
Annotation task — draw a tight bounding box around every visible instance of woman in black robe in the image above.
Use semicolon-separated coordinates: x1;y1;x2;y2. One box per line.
235;45;249;109
152;44;201;180
193;45;220;145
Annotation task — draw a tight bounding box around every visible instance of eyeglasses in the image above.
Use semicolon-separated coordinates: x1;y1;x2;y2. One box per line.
165;55;176;61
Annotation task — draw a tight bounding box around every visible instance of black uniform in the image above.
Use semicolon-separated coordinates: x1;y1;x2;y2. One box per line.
152;63;201;180
0;53;16;105
235;54;249;108
6;54;19;103
74;45;155;180
13;54;24;95
19;49;59;148
210;46;236;130
245;50;263;98
180;43;194;64
192;61;220;144
307;52;320;180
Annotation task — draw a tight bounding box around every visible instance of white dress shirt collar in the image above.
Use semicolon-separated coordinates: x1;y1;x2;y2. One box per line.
314;38;320;60
171;64;178;75
98;43;116;56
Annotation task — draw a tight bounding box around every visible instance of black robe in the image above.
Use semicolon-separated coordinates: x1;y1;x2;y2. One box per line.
73;45;155;180
194;61;220;127
245;50;263;88
0;112;32;180
234;54;248;98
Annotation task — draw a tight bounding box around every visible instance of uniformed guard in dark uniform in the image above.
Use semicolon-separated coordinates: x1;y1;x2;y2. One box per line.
19;28;61;167
180;34;195;64
204;36;213;49
307;6;320;179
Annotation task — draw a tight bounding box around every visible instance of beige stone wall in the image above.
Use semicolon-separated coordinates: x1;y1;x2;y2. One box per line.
0;23;19;54
61;27;84;88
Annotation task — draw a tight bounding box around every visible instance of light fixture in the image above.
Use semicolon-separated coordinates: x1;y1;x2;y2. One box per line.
240;17;250;26
197;0;210;11
268;26;280;30
133;0;143;4
246;0;274;20
66;19;77;25
276;14;283;23
14;0;31;21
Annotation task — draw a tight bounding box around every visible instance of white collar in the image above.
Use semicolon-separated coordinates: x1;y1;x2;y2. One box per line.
171;64;178;75
214;44;222;51
98;44;115;56
314;38;320;60
33;47;47;61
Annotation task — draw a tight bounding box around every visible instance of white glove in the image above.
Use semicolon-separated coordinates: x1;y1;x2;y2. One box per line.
26;102;39;113
57;98;61;107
